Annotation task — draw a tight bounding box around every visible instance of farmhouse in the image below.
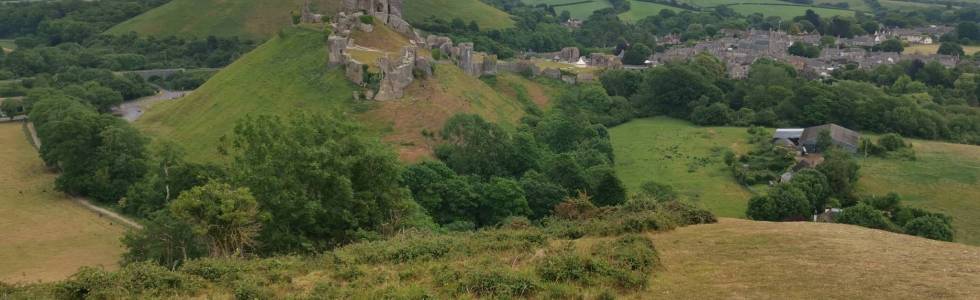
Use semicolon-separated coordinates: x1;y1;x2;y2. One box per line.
772;124;860;154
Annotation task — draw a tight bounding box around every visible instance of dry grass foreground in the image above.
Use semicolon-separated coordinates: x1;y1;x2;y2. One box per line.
0;123;126;284
646;218;980;299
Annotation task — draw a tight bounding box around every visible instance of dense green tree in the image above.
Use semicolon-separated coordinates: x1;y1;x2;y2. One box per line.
816;149;860;201
231;114;426;253
520;170;567;219
437;114;538;178
836;203;899;232
402;160;480;224
873;38;904;53
587;166;626;207
622;43;652;65
788;42;821;58
786;169;831;212
473;177;531;226
937;42;965;56
170;182;265;257
903;216;954;241
599;69;642;98
121;210;206;268
633;63;722;118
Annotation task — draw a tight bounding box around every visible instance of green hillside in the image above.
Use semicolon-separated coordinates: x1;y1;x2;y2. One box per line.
405;0;515;29
107;0;341;40
610;117;980;246
136;28;356;162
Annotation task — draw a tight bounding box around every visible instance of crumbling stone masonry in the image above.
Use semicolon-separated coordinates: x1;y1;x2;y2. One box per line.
375;46;418;101
560;47;580;63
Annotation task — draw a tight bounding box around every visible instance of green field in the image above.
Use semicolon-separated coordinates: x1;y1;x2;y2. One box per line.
107;0;341;40
611;117;980;246
858;140;980;245
610;117;755;218
727;3;854;19
619;1;683;22
137;27;356;162
404;0;515;29
0;123;125;283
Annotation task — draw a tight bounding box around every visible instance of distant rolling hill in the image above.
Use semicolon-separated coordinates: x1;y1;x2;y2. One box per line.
136;25;550;162
108;0;514;40
107;0;342;40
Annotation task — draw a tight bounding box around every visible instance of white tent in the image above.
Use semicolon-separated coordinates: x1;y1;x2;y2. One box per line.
575;57;588;68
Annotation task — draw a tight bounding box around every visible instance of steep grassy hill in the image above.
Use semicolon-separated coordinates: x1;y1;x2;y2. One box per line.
404;0;515;29
0;123;125;283
136;28;356;162
107;0;341;40
610;117;980;246
137;25;549;162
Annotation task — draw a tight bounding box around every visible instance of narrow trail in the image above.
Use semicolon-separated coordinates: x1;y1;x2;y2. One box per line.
24;122;143;230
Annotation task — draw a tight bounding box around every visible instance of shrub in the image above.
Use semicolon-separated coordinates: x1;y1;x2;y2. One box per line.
180;258;247;283
233;278;273;300
458;268;538;297
443;220;476;232
431;48;443;60
359;15;374;24
553;192;599;220
56;267;122;300
638;181;678;201
116;262;202;295
500;216;532;229
836;203;901;232
878;133;908;151
658;200;718;225
904;216;954;242
535;247;605;283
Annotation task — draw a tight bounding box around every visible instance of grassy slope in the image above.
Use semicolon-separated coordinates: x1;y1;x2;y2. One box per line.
138;24;549;162
727;4;854;19
0;123;125;283
610;117;754;218
360;64;533;161
858;140;980;245
137;28;357;162
107;0;341;40
611;117;980;246
404;0;515;30
648;218;980;298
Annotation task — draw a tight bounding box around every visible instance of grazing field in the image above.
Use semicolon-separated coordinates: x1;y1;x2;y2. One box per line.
879;0;950;10
905;43;980;55
612;117;980;246
610;117;754;218
0;123;125;283
137;28;357;162
404;0;515;29
107;0;341;40
858;140;980;246
813;0;871;11
619;1;683;22
726;3;854;19
648;218;980;298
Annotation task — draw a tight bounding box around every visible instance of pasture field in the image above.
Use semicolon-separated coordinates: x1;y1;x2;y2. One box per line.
726;3;855;19
404;0;515;29
905;43;980;55
648;218;980;298
813;0;871;11
610;117;754;218
619;1;683;22
0;123;125;283
107;0;341;40
880;0;951;9
611;117;980;246
858;140;980;245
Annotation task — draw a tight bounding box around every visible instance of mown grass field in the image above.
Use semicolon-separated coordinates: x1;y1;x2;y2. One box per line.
648;218;980;298
610;117;754;218
611;117;980;246
404;0;515;29
619;1;683;23
0;123;125;283
107;0;341;40
137;28;357;162
906;43;980;55
726;3;854;19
